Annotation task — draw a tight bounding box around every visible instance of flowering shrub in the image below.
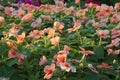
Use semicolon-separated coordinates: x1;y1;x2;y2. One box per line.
0;0;120;80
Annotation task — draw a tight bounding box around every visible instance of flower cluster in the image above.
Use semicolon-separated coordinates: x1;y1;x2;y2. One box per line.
0;0;120;80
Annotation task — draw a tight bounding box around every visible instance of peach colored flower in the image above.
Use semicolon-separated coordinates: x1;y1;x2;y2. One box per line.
0;16;5;24
6;42;16;49
106;38;120;47
8;49;20;58
80;48;94;56
29;30;43;39
88;64;99;74
39;56;47;66
44;64;55;79
41;15;52;20
63;7;75;15
21;13;33;22
75;0;80;5
76;10;86;17
63;45;70;54
111;28;120;38
53;21;64;32
68;18;81;33
31;18;42;28
47;28;55;38
107;49;120;55
96;30;109;39
97;62;113;69
50;36;60;46
59;62;71;72
16;32;25;44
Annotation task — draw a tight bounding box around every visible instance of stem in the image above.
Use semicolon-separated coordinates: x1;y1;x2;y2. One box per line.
80;54;86;63
76;30;82;44
98;37;102;46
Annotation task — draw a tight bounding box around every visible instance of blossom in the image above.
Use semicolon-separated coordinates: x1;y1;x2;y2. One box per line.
92;22;99;28
41;15;52;20
29;30;43;39
75;0;80;5
111;28;120;38
6;42;16;49
39;56;47;66
31;18;42;28
114;2;120;9
16;32;25;44
21;13;33;22
88;64;99;74
47;28;55;38
0;16;5;24
96;30;110;39
80;48;94;55
63;45;70;54
97;62;113;69
8;49;20;58
53;21;64;32
50;36;60;46
110;14;120;23
59;62;71;72
5;7;14;16
107;49;120;55
106;38;120;47
44;64;55;79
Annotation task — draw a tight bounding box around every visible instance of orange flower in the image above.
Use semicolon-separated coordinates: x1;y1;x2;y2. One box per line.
47;28;55;38
50;36;60;46
59;62;71;72
75;0;80;5
16;32;25;44
6;42;16;49
0;16;5;24
44;64;55;79
97;62;113;69
8;49;20;58
80;48;94;55
21;13;33;22
39;56;47;66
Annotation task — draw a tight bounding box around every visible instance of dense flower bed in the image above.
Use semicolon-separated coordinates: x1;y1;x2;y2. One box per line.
0;0;120;80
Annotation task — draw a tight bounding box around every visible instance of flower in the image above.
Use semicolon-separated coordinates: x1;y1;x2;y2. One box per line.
53;21;64;32
111;28;120;38
8;49;20;58
59;62;71;72
0;16;5;24
88;64;99;74
107;49;120;55
41;15;52;20
97;62;113;69
80;48;94;55
29;30;43;39
16;32;25;44
44;64;55;79
96;30;110;39
75;0;80;5
39;56;47;66
6;42;16;49
106;38;120;47
50;36;60;46
21;13;33;22
31;18;42;28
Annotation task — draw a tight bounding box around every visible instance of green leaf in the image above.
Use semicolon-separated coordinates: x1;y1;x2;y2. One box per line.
94;47;104;59
6;58;18;67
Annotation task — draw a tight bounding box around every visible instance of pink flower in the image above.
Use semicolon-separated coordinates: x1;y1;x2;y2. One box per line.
0;16;5;24
107;49;120;55
21;13;33;22
88;64;99;74
75;0;80;5
31;18;42;28
39;56;47;66
92;22;99;28
53;21;64;32
114;2;120;9
110;14;120;23
80;48;94;56
59;62;71;72
44;64;55;79
29;30;43;39
96;30;110;39
8;49;20;58
111;28;120;38
63;45;70;54
41;15;52;20
97;62;113;69
106;38;120;47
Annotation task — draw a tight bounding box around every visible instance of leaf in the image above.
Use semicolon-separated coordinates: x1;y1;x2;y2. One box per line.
94;47;104;59
6;58;18;67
